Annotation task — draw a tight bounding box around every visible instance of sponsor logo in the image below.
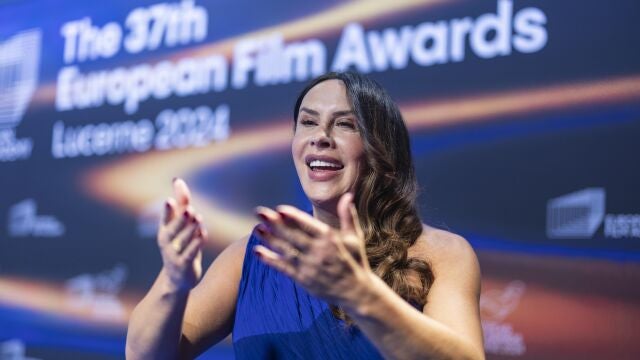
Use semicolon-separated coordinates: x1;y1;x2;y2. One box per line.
7;199;65;237
547;188;640;239
480;281;527;356
546;188;605;239
0;339;41;360
604;214;640;238
65;264;128;319
0;29;41;162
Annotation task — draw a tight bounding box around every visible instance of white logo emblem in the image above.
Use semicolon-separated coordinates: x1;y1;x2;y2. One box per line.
480;280;526;322
0;29;41;130
0;339;41;360
480;281;527;356
546;188;605;239
0;29;41;162
65;264;128;319
7;199;65;237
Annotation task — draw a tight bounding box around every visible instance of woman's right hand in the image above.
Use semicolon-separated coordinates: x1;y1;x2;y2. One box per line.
157;178;206;293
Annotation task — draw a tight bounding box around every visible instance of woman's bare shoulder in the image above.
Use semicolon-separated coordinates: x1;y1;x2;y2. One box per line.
217;233;251;261
188;233;250;302
412;227;484;354
410;224;480;278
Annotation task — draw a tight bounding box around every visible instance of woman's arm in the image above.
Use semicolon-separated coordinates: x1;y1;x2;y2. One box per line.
254;193;484;360
126;236;247;360
178;235;247;357
341;231;484;360
126;269;192;360
126;179;247;359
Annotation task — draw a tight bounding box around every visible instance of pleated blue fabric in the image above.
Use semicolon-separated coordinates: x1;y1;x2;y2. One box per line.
233;230;383;359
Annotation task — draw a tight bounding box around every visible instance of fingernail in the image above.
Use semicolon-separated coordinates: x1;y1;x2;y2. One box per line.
278;211;294;225
257;213;268;222
256;224;267;236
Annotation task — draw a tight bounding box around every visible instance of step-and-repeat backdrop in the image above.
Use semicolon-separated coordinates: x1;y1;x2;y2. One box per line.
1;0;639;359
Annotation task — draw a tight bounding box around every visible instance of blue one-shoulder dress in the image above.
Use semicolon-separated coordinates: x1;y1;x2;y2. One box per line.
232;230;384;359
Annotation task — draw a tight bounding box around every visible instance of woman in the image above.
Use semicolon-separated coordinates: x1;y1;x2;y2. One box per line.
126;72;484;359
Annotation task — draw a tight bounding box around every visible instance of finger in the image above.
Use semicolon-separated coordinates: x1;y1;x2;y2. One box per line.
347;201;369;270
335;193;370;269
256;206;311;251
198;225;209;242
173;219;199;254
254;245;296;278
349;203;365;245
173;177;192;207
180;234;202;262
256;224;300;258
338;193;356;233
163;198;177;225
275;205;329;236
162;210;192;246
193;214;207;240
333;232;361;270
349;202;365;242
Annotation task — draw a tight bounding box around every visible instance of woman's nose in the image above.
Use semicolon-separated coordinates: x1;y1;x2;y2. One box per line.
310;129;333;148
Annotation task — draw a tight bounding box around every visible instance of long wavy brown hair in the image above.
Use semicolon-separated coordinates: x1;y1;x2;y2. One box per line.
293;72;434;322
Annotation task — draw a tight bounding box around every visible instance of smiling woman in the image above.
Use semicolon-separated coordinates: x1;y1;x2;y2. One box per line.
288;73;429;315
292;78;365;210
126;71;484;360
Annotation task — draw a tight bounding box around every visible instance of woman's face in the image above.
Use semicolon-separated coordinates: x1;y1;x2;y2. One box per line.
292;79;365;210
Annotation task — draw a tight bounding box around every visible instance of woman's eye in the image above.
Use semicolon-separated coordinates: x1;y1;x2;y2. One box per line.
337;121;355;129
300;119;316;126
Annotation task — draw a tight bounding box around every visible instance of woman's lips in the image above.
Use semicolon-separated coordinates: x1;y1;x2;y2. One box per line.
304;155;344;181
307;166;342;181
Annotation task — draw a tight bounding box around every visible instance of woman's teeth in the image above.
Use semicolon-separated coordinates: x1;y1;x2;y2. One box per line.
309;160;342;170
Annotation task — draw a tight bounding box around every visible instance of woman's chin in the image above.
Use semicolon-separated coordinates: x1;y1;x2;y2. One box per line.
308;194;341;211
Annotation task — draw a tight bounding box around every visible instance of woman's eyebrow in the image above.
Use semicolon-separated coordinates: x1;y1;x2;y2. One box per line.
299;107;319;116
299;108;354;117
333;110;355;117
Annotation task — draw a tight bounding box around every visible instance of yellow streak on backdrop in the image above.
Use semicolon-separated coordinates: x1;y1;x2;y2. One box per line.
83;75;640;249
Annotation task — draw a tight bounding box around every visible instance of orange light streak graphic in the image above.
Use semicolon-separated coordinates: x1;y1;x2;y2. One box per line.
0;277;138;327
83;75;640;247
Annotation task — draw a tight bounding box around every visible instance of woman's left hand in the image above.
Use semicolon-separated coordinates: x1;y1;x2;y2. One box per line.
254;193;372;306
